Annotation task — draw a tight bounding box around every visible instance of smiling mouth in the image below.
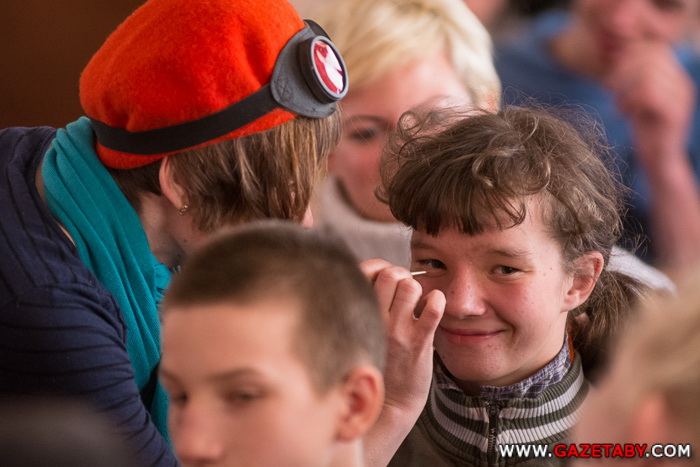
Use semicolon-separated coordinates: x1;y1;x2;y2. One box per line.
438;326;503;344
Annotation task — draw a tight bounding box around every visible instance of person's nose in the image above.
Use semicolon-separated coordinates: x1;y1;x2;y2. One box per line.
172;402;225;465
301;204;314;228
603;0;645;37
442;270;487;319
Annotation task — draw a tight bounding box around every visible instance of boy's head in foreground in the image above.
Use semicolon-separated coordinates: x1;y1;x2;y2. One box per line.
380;105;647;393
160;221;386;467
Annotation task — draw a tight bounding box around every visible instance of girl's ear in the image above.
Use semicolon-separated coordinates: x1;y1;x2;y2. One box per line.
564;251;604;311
334;366;384;443
159;156;187;209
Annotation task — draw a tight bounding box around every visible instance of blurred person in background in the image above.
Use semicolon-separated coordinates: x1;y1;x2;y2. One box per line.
496;0;700;269
575;267;700;465
309;0;500;267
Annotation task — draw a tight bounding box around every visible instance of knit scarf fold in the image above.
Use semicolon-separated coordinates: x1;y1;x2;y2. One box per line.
42;117;170;442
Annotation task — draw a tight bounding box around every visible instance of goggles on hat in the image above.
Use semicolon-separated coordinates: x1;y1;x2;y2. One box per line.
89;20;348;156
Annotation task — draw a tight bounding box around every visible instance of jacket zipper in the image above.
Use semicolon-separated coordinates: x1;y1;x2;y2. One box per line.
486;401;501;466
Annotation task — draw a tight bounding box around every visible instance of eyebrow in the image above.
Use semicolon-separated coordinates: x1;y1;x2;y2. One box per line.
488;248;532;260
411;240;532;260
342;115;389;126
410;240;434;251
160;367;262;384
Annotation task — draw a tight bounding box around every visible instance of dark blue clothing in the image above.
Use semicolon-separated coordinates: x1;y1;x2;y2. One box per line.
0;126;178;466
495;11;700;261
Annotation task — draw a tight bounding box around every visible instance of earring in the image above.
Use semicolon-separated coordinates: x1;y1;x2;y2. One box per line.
178;204;189;216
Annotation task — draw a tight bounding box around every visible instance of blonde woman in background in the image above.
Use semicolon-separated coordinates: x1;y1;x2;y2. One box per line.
495;0;700;269
308;0;500;267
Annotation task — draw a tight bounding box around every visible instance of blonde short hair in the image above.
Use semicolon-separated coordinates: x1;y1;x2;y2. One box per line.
309;0;500;109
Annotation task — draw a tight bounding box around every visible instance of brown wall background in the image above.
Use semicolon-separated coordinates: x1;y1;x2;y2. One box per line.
0;0;144;128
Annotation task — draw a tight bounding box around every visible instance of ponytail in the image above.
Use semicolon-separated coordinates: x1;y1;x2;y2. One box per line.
569;269;653;382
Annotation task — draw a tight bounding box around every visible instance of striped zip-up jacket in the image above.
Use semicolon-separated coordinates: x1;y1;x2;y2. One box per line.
390;350;589;466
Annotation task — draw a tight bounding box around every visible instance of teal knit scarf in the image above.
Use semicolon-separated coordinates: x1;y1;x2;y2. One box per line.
42;117;170;442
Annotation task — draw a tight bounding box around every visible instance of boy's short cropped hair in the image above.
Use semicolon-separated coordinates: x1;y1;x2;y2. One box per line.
162;220;386;392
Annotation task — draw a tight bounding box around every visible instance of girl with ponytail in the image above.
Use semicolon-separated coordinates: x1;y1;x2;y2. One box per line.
365;105;653;465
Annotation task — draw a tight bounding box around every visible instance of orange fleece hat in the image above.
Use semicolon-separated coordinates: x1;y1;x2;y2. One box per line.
80;0;305;169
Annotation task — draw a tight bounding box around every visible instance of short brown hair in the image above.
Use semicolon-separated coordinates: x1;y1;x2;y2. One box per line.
108;113;340;231
161;220;386;392
380;105;650;375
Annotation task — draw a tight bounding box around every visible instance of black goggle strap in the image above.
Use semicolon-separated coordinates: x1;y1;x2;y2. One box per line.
89;20;348;156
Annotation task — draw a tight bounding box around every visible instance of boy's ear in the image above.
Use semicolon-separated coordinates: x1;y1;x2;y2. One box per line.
628;393;670;443
159;156;187;209
564;251;604;311
335;365;384;443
